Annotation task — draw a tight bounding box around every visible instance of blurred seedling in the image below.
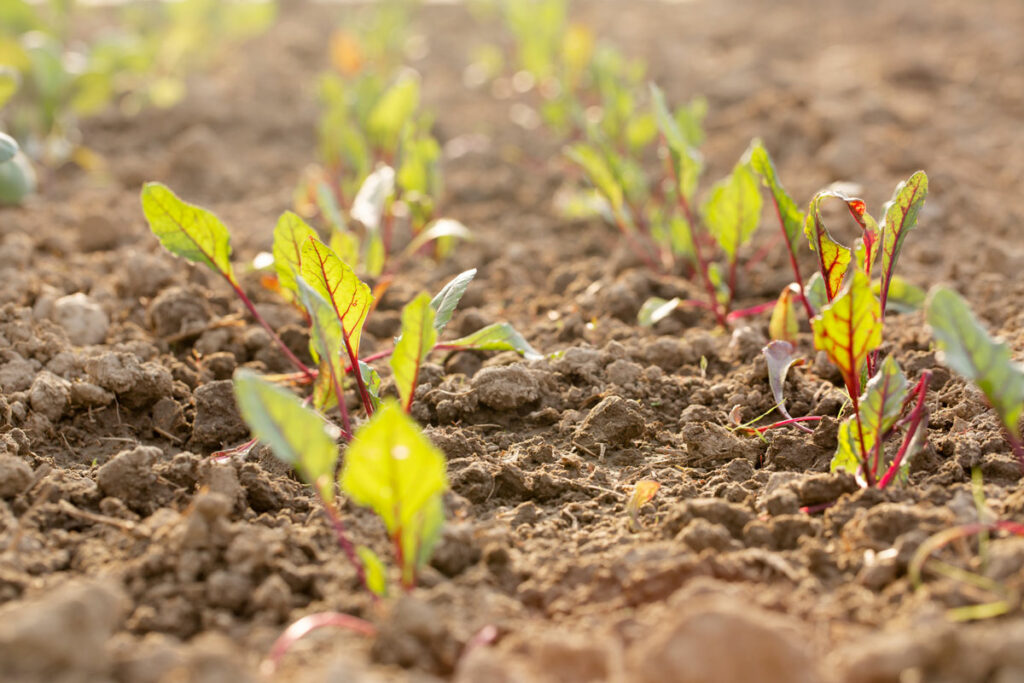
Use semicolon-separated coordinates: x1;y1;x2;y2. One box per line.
626;479;660;531
910;469;1024;621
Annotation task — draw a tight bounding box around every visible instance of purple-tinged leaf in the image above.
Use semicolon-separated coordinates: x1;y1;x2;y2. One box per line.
763;340;808;431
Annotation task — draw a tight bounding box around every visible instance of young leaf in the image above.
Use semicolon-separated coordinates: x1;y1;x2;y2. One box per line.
359;361;382;411
300;238;373;358
627;479;660;531
356;546;388;598
391;293;438;412
273;212;318;302
340;400;447;587
703;161;762;260
351;166;396;233
141;182;237;285
769;285;799;344
650;83;702;203
638;297;680;327
368;76;420;153
926;286;1024;438
811;270;882;400
401;218;472;259
763;340;803;425
832;356;909;479
804;193;852;301
566;143;623;213
879;172;928;313
296;275;345;412
430;269;477;334
748;140;803;253
872;276;926;313
233;369;339;501
446;322;542;361
845;199;881;277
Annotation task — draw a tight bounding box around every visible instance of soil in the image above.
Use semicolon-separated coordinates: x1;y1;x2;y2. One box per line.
2;0;1024;681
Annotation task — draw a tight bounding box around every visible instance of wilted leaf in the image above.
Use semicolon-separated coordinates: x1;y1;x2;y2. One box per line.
446;322;542;360
233;369;339;501
927;286;1024;438
141;182;237;284
340;400;447;586
812;270;882;399
430;269;477;334
391;293;438;412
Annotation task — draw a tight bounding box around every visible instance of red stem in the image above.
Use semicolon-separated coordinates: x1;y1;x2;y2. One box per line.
878;372;930;489
231;282;315;379
751;415;823;433
769;196;815;320
262;612;376;676
319;493;374;596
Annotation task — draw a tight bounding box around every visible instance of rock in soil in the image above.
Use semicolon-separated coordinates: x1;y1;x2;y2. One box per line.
51;292;109;346
470;364;540;411
574;395;646;450
191;380;249;450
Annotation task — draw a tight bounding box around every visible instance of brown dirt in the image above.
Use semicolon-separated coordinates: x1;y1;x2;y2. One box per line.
2;0;1024;681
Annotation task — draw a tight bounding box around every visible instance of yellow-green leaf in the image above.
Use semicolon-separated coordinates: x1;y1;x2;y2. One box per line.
650;83;702;203
391;293;438;412
296;275;345;412
300;238;372;358
356;546;388;597
769;285;799;344
368;75;419;153
233;369;339;502
703;161;762;260
566;143;623;213
804;192;852;302
927;286;1024;438
340;400;447;585
446;322;542;361
880;172;928;313
812;270;882;399
748;139;803;254
273;211;318;302
832;356;908;479
141;182;237;284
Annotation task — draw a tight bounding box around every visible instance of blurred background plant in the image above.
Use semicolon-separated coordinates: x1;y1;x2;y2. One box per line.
0;0;276;174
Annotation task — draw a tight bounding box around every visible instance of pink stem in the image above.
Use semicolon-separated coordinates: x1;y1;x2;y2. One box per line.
230;282;314;379
751;415;823;433
878;372;931;489
261;612;376;676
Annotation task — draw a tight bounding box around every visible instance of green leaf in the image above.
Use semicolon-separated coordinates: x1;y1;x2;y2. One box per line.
446;322;542;361
295;275;345;412
356;546;389;597
872;276;925;313
273;211;318;302
300;238;373;358
926;286;1024;438
0;132;19;164
880;172;928;313
748;139;803;254
315;181;346;232
340;400;447;586
368;75;420;153
833;356;909;478
804;192;853;302
805;272;829;315
0;149;34;206
650;83;702;203
391;293;438;412
703;161;762;260
141;182;237;284
233;369;339;501
637;296;680;327
430;269;477;334
359;361;382;411
812;270;882;399
566;143;623;213
407;495;444;576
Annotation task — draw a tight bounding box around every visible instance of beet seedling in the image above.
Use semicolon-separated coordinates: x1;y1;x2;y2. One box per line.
926;286;1024;469
142;182;539;425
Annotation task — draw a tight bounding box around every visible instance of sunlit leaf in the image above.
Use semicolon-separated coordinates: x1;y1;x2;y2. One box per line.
401;218;471;259
296;276;345;412
351;166;395;233
368;75;419;153
340;400;447;586
748;139;803;254
566;143;623;213
812;270;882;399
927;286;1024;438
430;269;477;334
273;212;318;302
627;479;660;530
703;161;762;260
638;296;680;327
872;276;926;314
141;182;237;284
356;546;387;597
233;369;339;501
300;238;372;358
832;356;908;478
391;293;438;412
804;192;853;302
446;322;542;360
769;285;799;344
879;172;928;313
